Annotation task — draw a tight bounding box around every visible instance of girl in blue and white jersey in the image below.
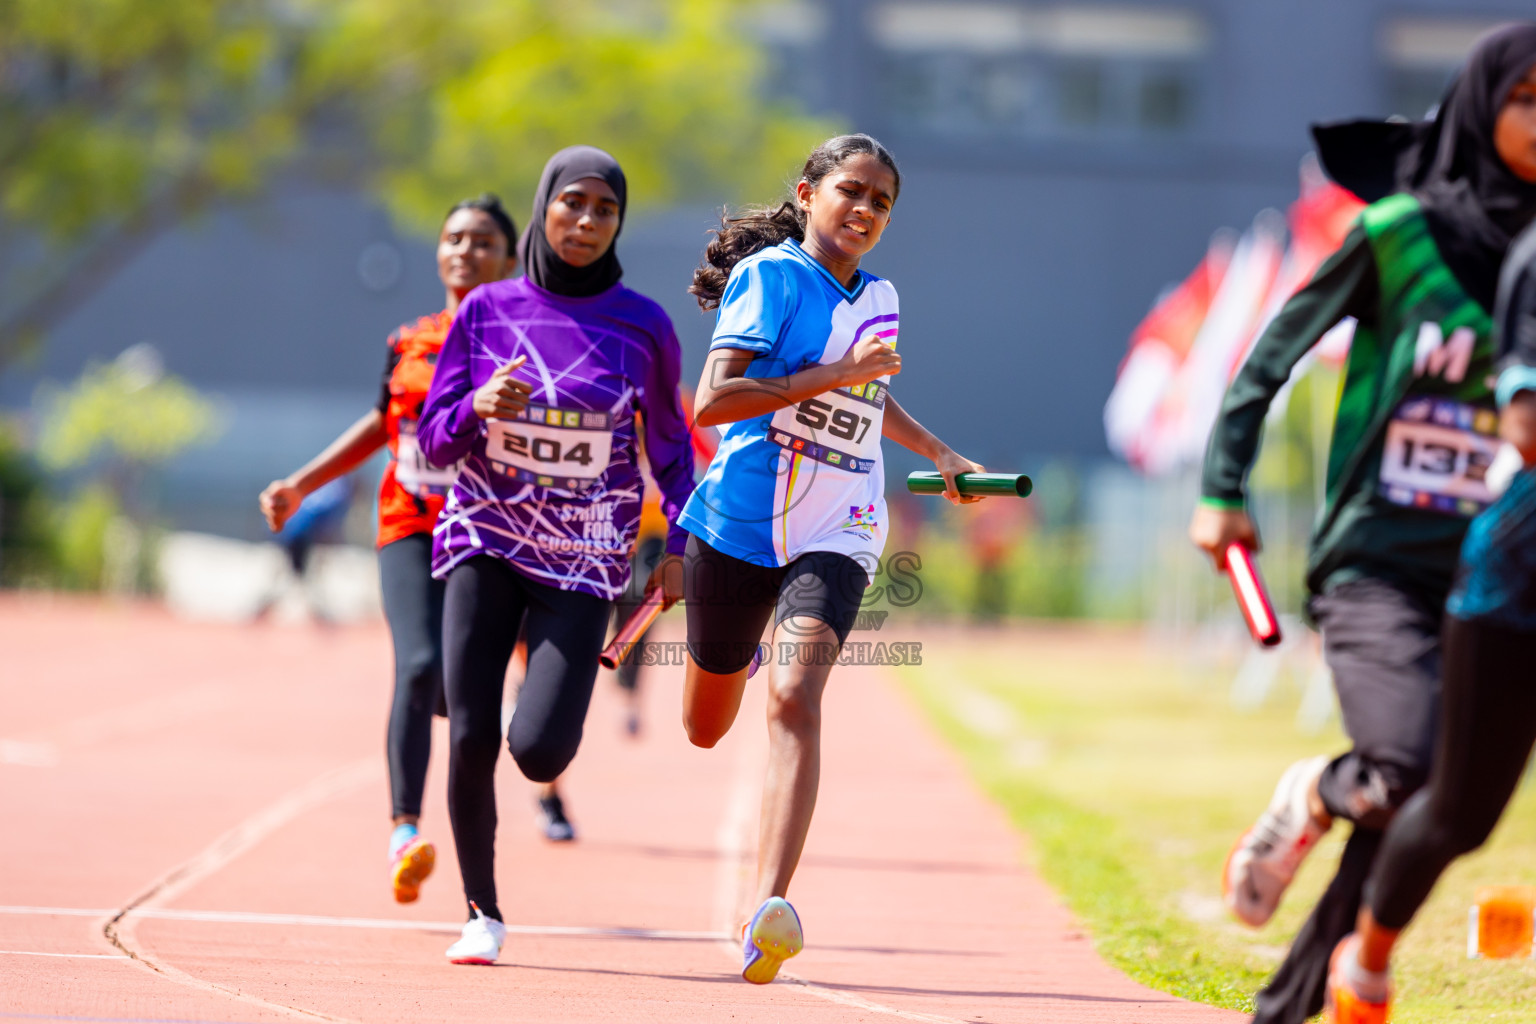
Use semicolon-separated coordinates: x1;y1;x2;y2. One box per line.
678;133;984;984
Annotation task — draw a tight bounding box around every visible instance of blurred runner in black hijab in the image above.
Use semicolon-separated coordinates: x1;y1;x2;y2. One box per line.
1314;22;1536;308
1192;22;1536;1024
1321;32;1536;1024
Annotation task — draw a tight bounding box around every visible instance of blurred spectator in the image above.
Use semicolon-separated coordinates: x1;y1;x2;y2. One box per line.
254;475;355;623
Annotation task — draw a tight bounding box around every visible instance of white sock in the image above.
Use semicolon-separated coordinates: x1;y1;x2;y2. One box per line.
1340;937;1391;1004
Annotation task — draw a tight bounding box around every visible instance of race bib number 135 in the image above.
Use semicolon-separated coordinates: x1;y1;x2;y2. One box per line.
487;403;614;491
1378;397;1499;516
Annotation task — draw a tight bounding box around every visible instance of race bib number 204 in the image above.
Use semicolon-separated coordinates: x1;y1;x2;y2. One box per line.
1378;396;1500;516
487;403;614;491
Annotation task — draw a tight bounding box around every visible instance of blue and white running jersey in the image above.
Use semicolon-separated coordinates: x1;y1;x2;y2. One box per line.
680;240;898;566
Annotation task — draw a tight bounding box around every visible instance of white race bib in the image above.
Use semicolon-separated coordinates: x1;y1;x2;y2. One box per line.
486;403;614;491
395;423;461;496
1378;397;1500;516
768;380;888;474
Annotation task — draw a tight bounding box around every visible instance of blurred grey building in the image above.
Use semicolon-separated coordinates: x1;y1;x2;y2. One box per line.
3;0;1531;539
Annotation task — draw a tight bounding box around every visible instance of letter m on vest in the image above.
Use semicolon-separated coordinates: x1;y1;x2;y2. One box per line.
1413;322;1475;383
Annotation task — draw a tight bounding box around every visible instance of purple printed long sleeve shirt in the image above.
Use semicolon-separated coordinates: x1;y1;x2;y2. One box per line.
419;277;696;601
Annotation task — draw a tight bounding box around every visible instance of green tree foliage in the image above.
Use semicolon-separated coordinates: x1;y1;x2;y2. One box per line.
28;346;220;590
0;0;321;361
0;0;303;237
322;0;833;233
0;0;833;361
52;482;120;590
35;346;219;473
0;416;58;584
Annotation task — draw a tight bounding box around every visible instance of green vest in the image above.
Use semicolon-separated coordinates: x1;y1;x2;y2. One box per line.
1309;193;1498;601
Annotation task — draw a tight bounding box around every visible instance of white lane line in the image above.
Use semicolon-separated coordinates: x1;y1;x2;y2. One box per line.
105;759;379;1024
708;683;969;1024
775;973;971;1023
0;949;130;960
0;907;106;917
2;905;723;941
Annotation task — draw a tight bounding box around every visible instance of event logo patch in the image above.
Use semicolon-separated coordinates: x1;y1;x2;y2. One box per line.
843;503;878;533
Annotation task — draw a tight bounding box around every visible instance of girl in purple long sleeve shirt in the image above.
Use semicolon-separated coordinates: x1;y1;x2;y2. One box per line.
418;147;694;966
419;276;694;593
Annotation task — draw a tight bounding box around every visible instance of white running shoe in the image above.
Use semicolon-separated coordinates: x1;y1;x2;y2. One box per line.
445;903;507;965
1224;755;1332;927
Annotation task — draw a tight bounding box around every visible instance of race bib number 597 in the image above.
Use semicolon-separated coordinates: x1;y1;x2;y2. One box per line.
487;403;614;491
768;380;887;473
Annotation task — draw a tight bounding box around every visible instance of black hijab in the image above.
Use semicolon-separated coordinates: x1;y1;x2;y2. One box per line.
1311;23;1536;310
517;146;628;298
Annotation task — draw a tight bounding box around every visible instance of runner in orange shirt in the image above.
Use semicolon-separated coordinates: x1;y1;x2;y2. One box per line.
259;194;517;903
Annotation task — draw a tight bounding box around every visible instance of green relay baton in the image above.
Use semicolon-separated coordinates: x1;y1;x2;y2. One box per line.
906;472;1033;498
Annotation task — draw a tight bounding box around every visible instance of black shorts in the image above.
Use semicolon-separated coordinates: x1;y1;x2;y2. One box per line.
1308;577;1443;826
684;535;870;674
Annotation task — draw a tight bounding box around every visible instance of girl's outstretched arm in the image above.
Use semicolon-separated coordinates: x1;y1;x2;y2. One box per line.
258;410;387;532
883;394;984;504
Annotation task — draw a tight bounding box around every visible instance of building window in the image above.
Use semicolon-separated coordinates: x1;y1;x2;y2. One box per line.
1138;69;1188;130
747;0;831;111
870;3;1209;138
1380;16;1510;118
1058;62;1104;126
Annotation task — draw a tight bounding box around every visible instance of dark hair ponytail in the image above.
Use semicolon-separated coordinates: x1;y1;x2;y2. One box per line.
446;192;518;249
690;133;900;310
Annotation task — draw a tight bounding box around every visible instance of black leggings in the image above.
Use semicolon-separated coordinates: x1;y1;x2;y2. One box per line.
378;534;444;820
1252;579;1440;1024
1367;616;1536;930
442;556;611;919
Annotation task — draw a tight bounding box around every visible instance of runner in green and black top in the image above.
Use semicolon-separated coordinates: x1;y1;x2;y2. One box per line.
1328;40;1536;1024
1203;198;1501;598
1188;24;1536;1024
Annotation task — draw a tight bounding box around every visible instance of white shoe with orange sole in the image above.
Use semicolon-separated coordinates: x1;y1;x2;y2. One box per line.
1223;755;1331;927
1326;934;1392;1023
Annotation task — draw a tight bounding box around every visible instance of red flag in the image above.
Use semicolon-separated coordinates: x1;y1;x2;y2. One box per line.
1105;234;1233;469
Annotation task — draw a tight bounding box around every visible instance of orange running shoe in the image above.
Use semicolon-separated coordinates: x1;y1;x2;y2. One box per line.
391;836;436;904
1326;935;1392;1024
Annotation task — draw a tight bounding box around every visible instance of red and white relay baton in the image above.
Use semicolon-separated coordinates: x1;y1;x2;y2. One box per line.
1226;542;1282;648
598;589;666;670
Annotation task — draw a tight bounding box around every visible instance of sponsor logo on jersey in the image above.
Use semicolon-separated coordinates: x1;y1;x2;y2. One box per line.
842;503;878;534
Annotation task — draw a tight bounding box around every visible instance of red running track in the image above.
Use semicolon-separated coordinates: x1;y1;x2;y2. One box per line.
0;596;1239;1023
